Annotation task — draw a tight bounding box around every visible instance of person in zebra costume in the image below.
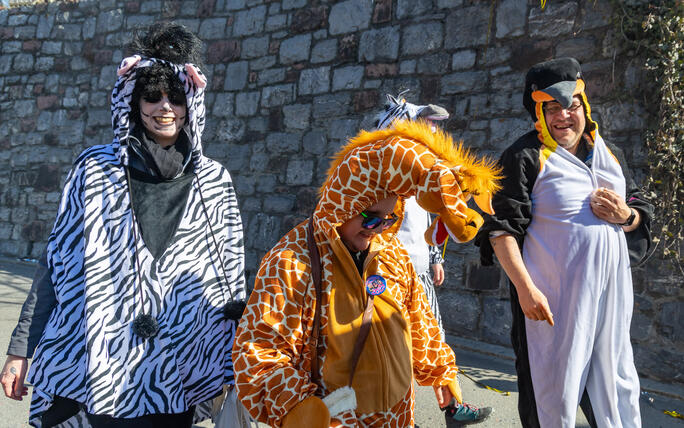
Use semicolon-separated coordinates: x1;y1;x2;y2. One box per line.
376;92;450;339
1;23;246;428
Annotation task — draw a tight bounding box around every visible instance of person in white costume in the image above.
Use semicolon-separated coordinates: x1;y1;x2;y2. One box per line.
475;58;653;428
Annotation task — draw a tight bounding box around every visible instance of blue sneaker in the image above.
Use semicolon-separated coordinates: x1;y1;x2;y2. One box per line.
443;400;492;426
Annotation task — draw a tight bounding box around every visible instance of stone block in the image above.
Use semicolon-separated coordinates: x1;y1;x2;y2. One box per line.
8;14;29;26
21;220;46;242
556;37;596;63
439;290;480;332
358;26;399;62
496;0;526;38
242;36;269;59
481;297;513;346
14;25;36;39
33;164;60;192
402;22;443;56
267;132;302;154
365;63;397;78
452;50;476;70
224;0;246;11
283;103;311;130
630;310;653;342
328;118;359;141
216;118;247;144
529;2;578;37
12;53;34;73
441;71;488;95
480;46;511;67
490;70;526;91
258;68;286;85
279;34;311;64
579;0;612;30
466;262;501;291
312;93;351;118
264;194;296;213
490;117;530;150
303;130;327;155
248;213;281;250
233;5;266;36
261;83;295;107
14;100;35;118
291;6;328;33
372;0;392;24
250;55;276;71
332;65;364;91
140;0;162;13
3;41;21;53
417;53;449;75
96;9;123;33
286;159;314;185
224;61;249;91
311;39;337;64
196;0;216;17
298;66;330;95
282;0;307;10
397;0;432;19
212;93;235;118
659;301;683;342
328;0;373;36
83;16;97;39
445;5;489;49
235;91;260;117
207;40;241;65
399;59;416;75
265;14;287;32
199;17;227;40
597;102;645;133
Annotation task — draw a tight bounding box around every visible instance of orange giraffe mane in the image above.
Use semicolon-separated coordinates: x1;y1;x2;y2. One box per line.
323;119;501;197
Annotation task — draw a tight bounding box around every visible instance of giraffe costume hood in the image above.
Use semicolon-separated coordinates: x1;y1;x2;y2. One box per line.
316;119;501;246
234;120;500;428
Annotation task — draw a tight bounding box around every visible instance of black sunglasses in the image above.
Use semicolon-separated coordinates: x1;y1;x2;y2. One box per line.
360;211;399;230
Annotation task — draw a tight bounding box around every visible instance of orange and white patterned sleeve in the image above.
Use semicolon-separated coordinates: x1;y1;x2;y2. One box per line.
233;238;319;427
406;264;459;386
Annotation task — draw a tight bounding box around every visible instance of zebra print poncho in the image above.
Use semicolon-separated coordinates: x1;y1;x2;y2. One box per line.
27;57;245;425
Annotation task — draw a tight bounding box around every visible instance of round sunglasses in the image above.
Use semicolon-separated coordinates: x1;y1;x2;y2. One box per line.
360;211;399;230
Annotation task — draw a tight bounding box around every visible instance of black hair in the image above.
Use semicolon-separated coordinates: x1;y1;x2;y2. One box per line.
127;21;204;68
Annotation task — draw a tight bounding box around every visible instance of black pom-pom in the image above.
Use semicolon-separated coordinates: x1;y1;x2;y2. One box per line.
132;314;159;339
224;300;247;321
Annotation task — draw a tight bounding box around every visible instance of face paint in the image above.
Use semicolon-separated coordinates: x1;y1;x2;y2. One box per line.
139;91;187;148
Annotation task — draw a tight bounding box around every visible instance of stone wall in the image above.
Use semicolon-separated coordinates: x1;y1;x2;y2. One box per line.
1;0;681;384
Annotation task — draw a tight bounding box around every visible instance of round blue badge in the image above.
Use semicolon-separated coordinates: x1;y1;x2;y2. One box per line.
365;275;387;296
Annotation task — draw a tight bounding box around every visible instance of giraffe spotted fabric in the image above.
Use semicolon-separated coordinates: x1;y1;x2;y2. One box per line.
26;56;245;426
233;120;500;427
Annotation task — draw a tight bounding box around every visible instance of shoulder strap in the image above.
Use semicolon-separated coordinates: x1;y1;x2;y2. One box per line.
306;217;323;389
306;216;376;390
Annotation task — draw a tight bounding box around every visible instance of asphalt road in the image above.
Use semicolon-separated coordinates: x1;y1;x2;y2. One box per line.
0;257;682;428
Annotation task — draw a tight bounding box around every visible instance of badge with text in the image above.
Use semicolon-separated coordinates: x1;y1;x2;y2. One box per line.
365;275;387;296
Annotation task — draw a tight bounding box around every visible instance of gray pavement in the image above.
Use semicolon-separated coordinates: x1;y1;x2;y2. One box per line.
0;256;682;428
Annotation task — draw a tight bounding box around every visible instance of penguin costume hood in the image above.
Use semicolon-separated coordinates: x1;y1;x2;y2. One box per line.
523;57;600;151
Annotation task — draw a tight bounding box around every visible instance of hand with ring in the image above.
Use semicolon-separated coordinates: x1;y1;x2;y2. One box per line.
1;355;29;400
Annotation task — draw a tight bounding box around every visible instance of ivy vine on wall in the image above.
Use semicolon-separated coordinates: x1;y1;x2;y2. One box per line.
609;0;684;274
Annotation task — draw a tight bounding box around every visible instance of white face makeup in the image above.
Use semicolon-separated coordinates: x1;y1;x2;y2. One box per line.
139;92;186;147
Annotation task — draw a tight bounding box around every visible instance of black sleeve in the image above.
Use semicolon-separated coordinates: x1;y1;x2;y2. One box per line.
608;143;654;266
6;252;57;358
475;132;541;265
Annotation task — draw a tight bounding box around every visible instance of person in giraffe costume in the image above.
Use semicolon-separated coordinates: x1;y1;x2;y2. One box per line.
233;118;501;427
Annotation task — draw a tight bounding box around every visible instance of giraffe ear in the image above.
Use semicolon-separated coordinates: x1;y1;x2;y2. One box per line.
473;191;494;215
